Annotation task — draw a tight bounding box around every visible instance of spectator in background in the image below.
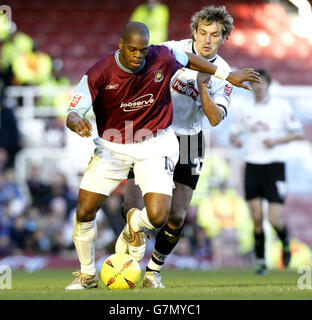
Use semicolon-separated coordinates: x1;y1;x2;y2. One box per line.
230;69;304;274
130;0;169;44
0;22;33;87
196;178;254;264
11;41;52;86
0;96;21;169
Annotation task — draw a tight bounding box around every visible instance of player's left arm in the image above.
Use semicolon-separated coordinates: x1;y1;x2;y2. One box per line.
264;132;303;148
184;52;261;90
197;72;224;126
264;103;304;148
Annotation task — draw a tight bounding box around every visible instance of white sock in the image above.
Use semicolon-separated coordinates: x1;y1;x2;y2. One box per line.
127;207;156;232
147;249;168;272
73;215;97;275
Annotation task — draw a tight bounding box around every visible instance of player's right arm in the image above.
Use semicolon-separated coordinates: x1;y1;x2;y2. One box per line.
66;112;93;138
66;75;93;138
197;72;224;126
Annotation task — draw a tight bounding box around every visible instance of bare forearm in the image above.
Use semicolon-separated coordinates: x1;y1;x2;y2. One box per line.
185;52;262;90
198;84;223;126
274;133;303;145
186;52;217;74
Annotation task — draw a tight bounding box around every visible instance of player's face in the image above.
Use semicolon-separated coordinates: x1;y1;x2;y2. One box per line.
193;21;225;59
251;76;270;101
119;34;149;71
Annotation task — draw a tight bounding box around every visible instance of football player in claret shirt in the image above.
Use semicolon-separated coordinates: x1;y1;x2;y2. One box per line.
117;6;236;288
65;21;260;290
230;69;303;275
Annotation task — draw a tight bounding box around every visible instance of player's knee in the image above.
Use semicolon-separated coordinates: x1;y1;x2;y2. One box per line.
76;204;96;222
253;216;263;232
147;207;169;229
167;213;185;230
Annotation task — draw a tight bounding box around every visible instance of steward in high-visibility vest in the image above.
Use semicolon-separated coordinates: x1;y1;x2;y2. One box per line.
0;31;33;72
12;49;52;85
129;1;169;44
197;186;254;254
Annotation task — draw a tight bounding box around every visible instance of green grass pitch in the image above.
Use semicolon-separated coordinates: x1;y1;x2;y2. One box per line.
1;268;312;300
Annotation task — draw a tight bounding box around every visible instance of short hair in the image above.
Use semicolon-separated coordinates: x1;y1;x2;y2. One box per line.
190;5;234;40
121;21;149;42
255;68;271;85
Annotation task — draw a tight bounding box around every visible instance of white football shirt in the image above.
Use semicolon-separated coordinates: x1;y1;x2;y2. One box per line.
229;96;303;164
163;39;233;135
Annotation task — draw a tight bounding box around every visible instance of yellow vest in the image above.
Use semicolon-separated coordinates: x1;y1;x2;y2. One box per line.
12;51;52;85
197;188;254;254
130;4;169;44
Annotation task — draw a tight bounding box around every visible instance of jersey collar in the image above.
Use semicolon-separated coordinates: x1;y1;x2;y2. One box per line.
115;50;146;74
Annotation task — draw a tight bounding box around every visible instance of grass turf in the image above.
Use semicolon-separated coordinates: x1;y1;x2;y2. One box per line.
0;268;311;300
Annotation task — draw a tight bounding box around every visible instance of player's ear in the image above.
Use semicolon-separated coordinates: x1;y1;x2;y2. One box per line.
119;39;124;50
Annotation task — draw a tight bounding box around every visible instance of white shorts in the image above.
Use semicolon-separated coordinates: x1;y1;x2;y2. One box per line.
80;127;179;196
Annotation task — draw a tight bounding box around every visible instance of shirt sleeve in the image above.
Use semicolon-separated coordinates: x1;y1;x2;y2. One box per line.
170;48;189;67
214;82;233;116
283;102;304;134
67;75;93;118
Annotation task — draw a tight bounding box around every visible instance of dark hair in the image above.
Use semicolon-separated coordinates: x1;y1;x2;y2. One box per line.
255;69;271;85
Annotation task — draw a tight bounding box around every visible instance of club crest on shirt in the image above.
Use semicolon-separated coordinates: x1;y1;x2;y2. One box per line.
154;70;164;82
224;83;233;97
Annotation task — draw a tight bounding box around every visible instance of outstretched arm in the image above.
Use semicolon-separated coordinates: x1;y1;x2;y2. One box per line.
185;52;261;90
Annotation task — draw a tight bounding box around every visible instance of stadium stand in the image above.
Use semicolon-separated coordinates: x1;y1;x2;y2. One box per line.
8;0;312;85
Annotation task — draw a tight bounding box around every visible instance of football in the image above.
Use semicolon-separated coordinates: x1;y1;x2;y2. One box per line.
100;253;141;290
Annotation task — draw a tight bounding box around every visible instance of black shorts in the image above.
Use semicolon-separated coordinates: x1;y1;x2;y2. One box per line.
244;162;286;203
127;131;205;190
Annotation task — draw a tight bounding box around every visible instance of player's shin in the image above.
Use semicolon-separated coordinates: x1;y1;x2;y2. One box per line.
147;223;183;272
73;215;97;275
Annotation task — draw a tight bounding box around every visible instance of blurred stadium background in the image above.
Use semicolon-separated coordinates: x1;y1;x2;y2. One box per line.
0;0;312;273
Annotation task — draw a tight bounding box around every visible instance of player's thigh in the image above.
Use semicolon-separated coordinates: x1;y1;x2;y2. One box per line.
133;130;179;197
124;175;144;212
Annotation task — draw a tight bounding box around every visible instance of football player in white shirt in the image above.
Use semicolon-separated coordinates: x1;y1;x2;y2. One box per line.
116;5;235;287
230;69;303;275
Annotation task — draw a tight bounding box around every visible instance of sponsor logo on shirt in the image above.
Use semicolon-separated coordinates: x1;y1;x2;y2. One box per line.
154;70;164;82
105;84;119;90
120;94;155;112
69;94;83;108
172;79;199;101
224;83;233;97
